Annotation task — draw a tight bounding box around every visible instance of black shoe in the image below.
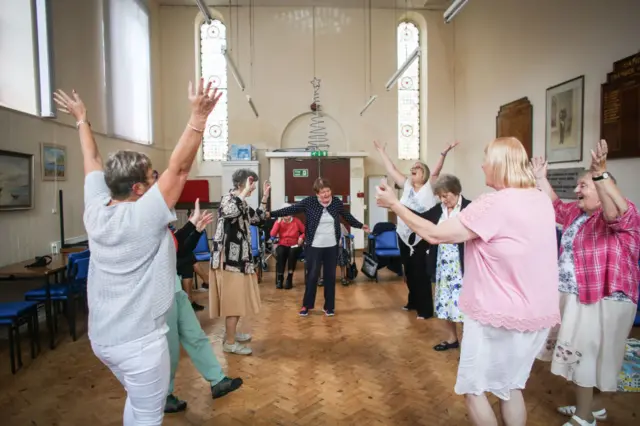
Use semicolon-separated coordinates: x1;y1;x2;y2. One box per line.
433;341;459;351
164;394;187;413
211;376;243;399
318;279;324;287
202;283;209;290
284;274;293;289
402;305;415;311
191;301;205;312
276;273;284;289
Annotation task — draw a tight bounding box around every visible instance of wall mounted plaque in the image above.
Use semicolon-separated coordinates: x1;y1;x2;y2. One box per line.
600;52;640;159
547;167;584;200
496;97;533;158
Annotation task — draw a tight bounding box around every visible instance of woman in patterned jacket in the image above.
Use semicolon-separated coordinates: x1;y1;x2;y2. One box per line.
209;169;270;356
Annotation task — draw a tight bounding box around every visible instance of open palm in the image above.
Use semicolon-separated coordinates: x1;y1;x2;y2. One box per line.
531;157;548;179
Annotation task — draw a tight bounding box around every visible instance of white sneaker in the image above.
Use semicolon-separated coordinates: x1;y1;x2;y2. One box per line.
223;342;252;355
562;415;596;426
557;406;607;421
235;333;252;342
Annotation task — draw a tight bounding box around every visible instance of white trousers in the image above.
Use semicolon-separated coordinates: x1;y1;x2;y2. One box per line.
91;328;170;426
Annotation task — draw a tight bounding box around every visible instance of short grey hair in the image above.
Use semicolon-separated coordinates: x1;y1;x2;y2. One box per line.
231;168;258;190
104;150;152;200
432;174;462;196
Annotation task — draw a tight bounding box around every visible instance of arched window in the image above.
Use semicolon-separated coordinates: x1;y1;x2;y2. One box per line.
199;19;228;161
397;21;421;160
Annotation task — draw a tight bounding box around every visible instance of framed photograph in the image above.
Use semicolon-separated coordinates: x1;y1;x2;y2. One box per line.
41;143;67;181
545;75;585;163
0;149;35;211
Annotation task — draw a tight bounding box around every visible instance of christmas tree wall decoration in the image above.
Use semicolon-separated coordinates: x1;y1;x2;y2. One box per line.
308;77;329;155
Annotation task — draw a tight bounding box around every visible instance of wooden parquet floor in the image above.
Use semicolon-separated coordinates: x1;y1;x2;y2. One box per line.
0;268;638;426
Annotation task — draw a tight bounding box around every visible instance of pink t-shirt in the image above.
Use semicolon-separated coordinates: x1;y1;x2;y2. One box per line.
458;188;561;332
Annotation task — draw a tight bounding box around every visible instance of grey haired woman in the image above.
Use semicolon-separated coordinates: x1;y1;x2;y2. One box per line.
209;169;270;356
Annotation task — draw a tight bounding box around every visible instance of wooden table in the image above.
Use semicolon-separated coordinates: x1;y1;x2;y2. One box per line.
0;252;77;349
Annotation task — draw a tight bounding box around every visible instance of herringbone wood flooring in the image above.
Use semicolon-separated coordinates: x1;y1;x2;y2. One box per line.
0;266;638;425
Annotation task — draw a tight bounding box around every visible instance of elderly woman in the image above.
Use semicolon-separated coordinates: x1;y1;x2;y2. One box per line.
373;140;457;319
209;169;270;356
534;140;640;426
270;204;305;289
376;137;560;426
53;79;222;425
418;174;470;351
269;177;369;317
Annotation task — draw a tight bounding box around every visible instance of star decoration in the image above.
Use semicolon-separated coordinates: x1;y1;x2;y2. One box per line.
311;77;321;88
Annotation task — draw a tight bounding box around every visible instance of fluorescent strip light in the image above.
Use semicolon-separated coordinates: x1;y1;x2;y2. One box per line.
385;47;420;91
444;0;469;24
195;0;213;22
247;95;259;118
35;0;54;117
224;49;245;91
359;95;378;116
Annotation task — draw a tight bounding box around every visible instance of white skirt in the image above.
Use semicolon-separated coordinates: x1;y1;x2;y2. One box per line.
537;292;636;391
455;317;550;400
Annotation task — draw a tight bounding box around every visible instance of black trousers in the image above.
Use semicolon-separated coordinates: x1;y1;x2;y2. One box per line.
303;245;338;311
398;236;433;318
275;245;301;274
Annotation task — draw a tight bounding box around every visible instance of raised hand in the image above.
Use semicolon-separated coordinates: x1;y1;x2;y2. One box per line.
242;176;257;196
53;89;87;121
188;78;222;124
263;180;271;197
196;211;214;232
445;141;460;152
590;139;608;175
531;157;548;179
373;140;386;152
375;178;399;208
189;198;202;224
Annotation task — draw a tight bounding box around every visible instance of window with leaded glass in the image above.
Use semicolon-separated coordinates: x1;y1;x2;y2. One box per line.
397;21;421;161
200;19;228;161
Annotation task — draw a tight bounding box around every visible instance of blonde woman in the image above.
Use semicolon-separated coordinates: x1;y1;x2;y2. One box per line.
375;137;560;426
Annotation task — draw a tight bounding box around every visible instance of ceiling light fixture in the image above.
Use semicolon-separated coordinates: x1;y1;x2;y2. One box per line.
223;48;245;91
444;0;469;24
246;95;259;118
195;0;213;23
385;46;420;91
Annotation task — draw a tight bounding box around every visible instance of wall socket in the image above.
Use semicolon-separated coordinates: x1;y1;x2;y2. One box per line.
50;242;59;255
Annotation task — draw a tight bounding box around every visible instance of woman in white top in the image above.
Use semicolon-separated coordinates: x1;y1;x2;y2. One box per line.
373;140;458;319
53;80;222;426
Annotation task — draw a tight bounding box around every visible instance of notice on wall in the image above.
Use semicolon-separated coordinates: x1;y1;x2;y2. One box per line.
547;168;584;199
293;169;309;178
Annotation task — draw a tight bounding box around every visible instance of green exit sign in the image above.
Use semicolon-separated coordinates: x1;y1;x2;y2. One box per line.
311;150;328;157
293;169;309;178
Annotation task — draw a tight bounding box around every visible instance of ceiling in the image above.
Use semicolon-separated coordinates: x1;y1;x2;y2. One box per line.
155;0;451;10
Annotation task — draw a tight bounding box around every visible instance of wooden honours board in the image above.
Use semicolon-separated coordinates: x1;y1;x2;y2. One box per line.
600;52;640;159
496;97;533;158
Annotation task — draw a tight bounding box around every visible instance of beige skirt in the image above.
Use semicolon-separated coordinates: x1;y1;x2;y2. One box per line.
537;292;637;391
208;266;261;318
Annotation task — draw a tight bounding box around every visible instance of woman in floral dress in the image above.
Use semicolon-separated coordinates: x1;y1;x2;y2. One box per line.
419;174;470;351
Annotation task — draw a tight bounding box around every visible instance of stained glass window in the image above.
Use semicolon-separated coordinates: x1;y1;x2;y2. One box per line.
200;19;228;161
397;22;420;160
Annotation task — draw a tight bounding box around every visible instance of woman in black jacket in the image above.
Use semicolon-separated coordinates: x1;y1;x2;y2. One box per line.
419;174;470;351
269;177;369;317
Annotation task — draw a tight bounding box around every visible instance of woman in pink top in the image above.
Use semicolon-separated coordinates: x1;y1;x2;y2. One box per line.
534;140;640;426
376;137;561;426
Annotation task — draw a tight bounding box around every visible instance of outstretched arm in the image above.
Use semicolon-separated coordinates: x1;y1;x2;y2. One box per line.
372;140;407;188
53;90;102;175
590;139;629;221
429;141;458;181
531;156;558;202
157;79;222;209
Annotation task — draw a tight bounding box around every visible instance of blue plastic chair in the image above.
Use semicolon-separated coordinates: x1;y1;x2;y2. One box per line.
367;231;402;281
24;257;89;341
0;301;40;374
250;225;263;282
193;230;211;263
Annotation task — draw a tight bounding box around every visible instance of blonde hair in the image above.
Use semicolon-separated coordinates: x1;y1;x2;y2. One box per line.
484;137;536;189
413;161;430;184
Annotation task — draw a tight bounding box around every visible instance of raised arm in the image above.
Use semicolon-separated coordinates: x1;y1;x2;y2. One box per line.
590;140;629;221
531;157;558;202
157;79;222;209
53;90;103;175
429;141;458;181
376;179;476;244
372;140;407;188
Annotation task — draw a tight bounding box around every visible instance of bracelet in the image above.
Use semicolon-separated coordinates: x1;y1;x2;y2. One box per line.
261;199;268;204
76;119;90;128
440;151;447;156
187;123;204;133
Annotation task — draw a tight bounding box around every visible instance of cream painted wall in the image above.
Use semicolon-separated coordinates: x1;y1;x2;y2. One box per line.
158;5;455;201
453;0;640;204
0;0;166;267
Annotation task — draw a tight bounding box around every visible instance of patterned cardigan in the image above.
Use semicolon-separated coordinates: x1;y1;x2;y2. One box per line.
211;192;266;274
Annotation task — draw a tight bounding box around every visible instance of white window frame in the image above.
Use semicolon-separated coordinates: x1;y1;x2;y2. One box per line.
397;20;422;161
33;0;55;118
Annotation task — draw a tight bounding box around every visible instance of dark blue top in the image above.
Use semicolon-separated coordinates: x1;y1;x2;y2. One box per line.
270;196;363;247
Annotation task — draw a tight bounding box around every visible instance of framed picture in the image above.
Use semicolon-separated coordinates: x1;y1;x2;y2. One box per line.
545;75;585;163
41;143;67;181
0;149;35;211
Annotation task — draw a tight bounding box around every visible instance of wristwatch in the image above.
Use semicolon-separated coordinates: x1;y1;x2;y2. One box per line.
592;172;610;182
